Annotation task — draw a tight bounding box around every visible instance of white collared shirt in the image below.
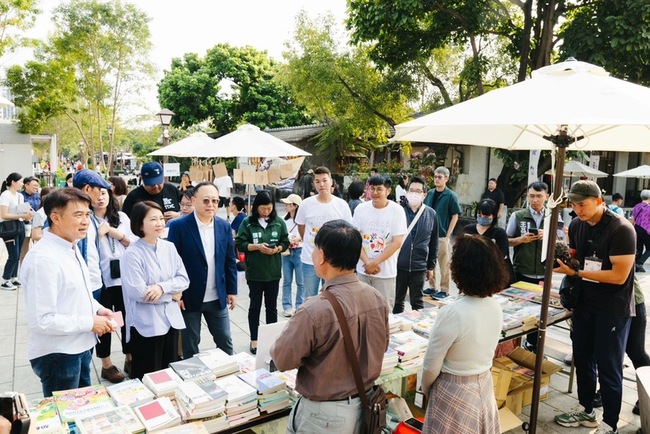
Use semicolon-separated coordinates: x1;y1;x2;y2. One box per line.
194;213;218;302
22;231;103;360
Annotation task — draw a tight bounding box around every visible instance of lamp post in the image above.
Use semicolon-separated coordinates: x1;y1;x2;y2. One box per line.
107;125;114;174
156;108;175;177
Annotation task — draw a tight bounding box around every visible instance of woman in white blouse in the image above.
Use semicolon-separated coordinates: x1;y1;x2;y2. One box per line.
421;235;508;433
120;201;189;380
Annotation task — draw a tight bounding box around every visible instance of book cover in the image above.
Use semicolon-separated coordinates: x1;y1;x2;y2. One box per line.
176;381;227;409
106;379;155;408
237;369;285;394
169;358;214;382
214;375;257;406
53;385;116;424
142;368;182;397
28;398;66;434
133;397;180;432
76;406;144;434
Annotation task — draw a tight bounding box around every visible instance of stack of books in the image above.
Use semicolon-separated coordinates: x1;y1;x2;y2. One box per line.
231;352;256;374
195;349;240;378
133;397;181;432
142;368;183;397
53;385;116;426
389;331;429;369
106;379;155;408
175;380;227;421
237;369;290;413
214;375;259;427
274;369;298;396
169;358;215;383
388;314;403;334
381;347;399;376
154;421;210;434
188;412;229;433
75;406;145;434
27;398;67;434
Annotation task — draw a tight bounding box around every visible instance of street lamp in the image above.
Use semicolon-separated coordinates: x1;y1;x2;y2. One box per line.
156;109;175;146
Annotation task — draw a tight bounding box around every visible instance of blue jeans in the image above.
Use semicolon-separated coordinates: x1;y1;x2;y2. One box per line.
181;300;233;358
302;262;323;299
3;228;24;280
572;308;631;430
30;350;92;397
282;248;304;310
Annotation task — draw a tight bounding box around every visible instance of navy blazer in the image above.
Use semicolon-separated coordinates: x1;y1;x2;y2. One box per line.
167;212;237;312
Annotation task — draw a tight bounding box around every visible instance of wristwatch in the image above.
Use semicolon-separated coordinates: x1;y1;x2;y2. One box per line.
573;269;580;278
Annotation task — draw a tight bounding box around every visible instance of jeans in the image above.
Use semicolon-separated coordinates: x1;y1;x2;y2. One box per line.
282;248;304;310
181;300;233;359
247;280;279;341
30;350;92;397
302;262;323;299
287;396;364;434
626;302;650;369
3;228;25;280
572;307;631;430
393;269;426;314
635;224;650;266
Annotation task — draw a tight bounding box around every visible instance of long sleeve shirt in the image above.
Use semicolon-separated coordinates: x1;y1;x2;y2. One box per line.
120;238;189;342
22;231;104;360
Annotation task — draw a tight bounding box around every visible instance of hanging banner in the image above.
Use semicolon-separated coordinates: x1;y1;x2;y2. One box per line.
528;150;541;186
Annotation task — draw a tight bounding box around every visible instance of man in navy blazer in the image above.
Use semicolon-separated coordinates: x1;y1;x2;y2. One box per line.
168;182;238;357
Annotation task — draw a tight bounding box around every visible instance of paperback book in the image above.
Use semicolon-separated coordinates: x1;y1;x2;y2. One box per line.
237;369;286;395
169;358;215;383
142;368;183;397
52;385;116;424
133;397;181;432
106;379;155;408
28;398;67;434
75;406;145;434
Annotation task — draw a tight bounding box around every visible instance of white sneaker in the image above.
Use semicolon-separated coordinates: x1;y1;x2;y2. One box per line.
590;421;617;434
1;281;16;291
283;308;294;318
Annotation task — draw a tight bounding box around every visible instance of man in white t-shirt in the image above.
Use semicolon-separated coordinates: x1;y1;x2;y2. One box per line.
295;166;352;298
214;175;233;209
353;175;407;308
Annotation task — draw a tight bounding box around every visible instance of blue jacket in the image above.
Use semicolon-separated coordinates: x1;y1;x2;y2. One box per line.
167;212;237;312
396;204;439;272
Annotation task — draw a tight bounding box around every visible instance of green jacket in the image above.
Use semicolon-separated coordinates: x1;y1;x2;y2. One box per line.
235;215;290;282
511;207;545;277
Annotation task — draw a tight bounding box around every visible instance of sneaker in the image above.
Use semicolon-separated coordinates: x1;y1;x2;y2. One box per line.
0;282;16;291
636;264;646;273
432;291;449;300
590;422;617;434
11;280;20;287
555;408;598;428
423;287;436;296
101;366;125;384
564;353;573;365
593;390;602;408
283;308;294;318
633;400;640;415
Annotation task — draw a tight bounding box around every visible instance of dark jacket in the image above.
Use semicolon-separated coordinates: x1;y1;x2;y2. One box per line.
396;204;439;272
235;216;290;282
167;213;237;312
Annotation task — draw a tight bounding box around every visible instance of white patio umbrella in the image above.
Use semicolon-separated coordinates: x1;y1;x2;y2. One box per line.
190;123;311;158
545;160;609;178
613;164;650;179
0;95;14;108
148;132;216;157
392;58;650;433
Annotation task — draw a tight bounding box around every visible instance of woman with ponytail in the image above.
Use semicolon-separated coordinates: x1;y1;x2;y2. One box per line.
0;173;34;290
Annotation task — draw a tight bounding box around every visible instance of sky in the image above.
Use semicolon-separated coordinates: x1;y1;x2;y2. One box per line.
2;0;348;125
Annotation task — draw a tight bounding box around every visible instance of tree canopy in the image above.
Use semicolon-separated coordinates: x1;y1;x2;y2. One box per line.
0;0;39;58
157;44;311;133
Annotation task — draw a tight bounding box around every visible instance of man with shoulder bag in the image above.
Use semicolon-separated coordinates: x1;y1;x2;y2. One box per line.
271;220;389;433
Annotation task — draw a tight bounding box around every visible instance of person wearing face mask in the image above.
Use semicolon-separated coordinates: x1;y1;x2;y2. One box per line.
393;176;439;314
463;198;514;285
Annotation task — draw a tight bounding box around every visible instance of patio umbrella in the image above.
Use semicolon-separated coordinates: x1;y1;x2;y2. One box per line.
0;95;14;108
392;58;650;433
545;160;609;178
148;132;216;157
613;165;650;179
189;123;311;158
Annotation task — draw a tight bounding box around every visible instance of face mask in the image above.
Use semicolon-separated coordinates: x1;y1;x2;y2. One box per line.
477;216;493;226
406;192;423;206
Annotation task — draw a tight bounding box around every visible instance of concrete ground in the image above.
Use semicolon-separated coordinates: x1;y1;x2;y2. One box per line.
0;205;648;433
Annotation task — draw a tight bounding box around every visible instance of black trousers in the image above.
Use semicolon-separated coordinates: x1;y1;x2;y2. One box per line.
627;302;650;369
96;285;130;359
129;327;179;380
393;269;426;314
247;280;279;341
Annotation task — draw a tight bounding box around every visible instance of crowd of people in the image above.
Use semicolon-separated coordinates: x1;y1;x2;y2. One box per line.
1;162;648;434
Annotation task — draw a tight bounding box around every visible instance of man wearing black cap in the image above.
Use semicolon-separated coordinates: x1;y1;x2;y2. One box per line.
553;180;635;434
122;162;181;221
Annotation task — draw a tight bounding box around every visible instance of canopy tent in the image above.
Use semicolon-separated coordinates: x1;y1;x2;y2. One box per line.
148;132;216;157
391;58;650;433
544;160;609;178
190;124;311;158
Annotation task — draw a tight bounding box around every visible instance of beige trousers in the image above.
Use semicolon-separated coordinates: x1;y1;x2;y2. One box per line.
429;237;450;292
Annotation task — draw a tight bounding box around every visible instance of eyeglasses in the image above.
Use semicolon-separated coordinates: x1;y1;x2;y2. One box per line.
434;175;446;179
408;189;424;194
201;199;219;205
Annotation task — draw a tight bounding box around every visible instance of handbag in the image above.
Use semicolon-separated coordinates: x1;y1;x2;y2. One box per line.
0;220;22;241
322;290;387;434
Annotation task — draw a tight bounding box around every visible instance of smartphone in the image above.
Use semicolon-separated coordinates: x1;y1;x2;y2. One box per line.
528;228;539;235
404;417;424;431
267;242;276;248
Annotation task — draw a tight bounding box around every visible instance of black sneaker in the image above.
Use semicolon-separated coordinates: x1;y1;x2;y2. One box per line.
633;400;640;415
593;390;603;408
636;264;646;273
0;282;16;291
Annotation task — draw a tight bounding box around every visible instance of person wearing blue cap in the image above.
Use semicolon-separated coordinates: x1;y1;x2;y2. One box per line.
122;162;181;221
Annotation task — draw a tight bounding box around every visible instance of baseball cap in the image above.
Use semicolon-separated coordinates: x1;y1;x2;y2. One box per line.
280;194;303;207
568;180;602;202
141;162;164;186
72;169;111;189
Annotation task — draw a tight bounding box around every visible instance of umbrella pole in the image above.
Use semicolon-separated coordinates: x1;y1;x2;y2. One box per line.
528;139;568;433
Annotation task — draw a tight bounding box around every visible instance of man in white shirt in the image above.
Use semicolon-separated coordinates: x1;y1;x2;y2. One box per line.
295;166;352;298
214;175;233;209
353;175;407;308
22;188;116;397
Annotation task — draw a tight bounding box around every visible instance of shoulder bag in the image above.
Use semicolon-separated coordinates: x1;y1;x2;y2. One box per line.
322;290;387;434
0;220;22;241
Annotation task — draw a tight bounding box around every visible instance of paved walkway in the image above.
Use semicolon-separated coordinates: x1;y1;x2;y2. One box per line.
0;209;648;433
